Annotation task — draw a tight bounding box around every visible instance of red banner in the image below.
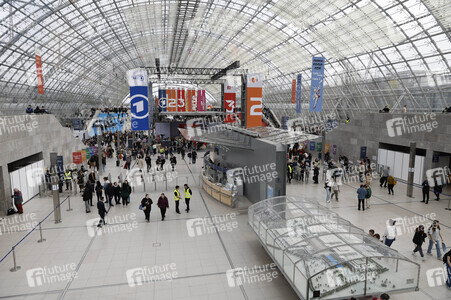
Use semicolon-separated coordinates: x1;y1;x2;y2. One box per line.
224;83;236;113
73;152;82;164
178;89;185;112
246;74;263;128
291;79;296;104
36;53;44;94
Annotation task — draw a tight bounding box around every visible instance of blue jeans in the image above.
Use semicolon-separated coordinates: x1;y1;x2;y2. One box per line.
427;240;442;258
446;263;451;288
385;238;395;247
326;189;331;202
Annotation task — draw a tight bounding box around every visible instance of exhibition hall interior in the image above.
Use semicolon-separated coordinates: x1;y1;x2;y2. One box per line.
0;0;450;299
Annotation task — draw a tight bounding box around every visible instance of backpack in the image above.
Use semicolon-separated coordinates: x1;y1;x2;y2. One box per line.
365;187;372;198
443;250;451;264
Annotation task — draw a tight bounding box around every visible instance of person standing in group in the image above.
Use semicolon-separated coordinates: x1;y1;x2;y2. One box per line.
357;184;367;211
184;184;192;212
365;184;372;209
422;177;430;204
82;185;91;213
313;165;319;184
174;185;181;214
97;196;107;227
427;220;444;260
88;171;96;184
157;193;169;221
332;178;340;201
137;155;144;172
324;179;332;203
113;182;121;204
384;219;398;247
287;162;293;184
102;156;106;172
125;154;131;170
145;154;151;172
64;169;72;191
141;194;153;222
412;225;427;261
121;180;131;206
12;188;23;214
181;148;185;160
105;181;114;207
387;175;396;195
191;150;197;164
170;154;177;171
380;166;390;187
95;181;103;202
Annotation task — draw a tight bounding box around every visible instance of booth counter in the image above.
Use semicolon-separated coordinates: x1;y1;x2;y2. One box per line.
201;173;237;207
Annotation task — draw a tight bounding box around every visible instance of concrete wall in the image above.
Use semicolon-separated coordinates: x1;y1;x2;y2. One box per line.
323;112;451;176
213;133;286;204
0;114;85;214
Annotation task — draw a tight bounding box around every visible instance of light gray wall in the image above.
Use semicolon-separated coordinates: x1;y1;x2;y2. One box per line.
0;114;85;213
324;112;451;176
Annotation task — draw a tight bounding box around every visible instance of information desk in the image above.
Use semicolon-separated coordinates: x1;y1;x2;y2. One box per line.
201;173;236;207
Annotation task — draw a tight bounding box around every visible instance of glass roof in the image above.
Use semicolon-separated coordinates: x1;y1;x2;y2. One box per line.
0;0;449;116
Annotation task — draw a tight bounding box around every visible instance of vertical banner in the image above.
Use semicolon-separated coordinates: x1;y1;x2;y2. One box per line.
167;89;176;112
246;73;263;128
56;156;64;174
332;145;337;155
148;82;153;125
325;144;330;153
296;74;302;114
179;89;186;112
191;89;197;112
316;142;322;152
35;49;44;94
176;89;182;112
201;90;206;111
197;90;206;112
224;83;236;113
158;90;167;112
360;146;367;159
127;69;150;131
73;152;82;164
291;79;296;104
309;57;325;112
309;141;316;151
186;90;192;112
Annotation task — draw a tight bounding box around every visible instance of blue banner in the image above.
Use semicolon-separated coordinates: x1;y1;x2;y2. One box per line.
281;116;289;130
148;82;153;126
310;141;316;151
56;156;64;174
296;74;302;114
158;89;167;112
309;57;325;112
127;69;149;131
360;146;367;159
72;118;83;131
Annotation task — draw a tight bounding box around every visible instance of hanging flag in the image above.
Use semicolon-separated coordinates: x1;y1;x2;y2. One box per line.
127;69;149;131
246;73;263;128
310;57;325;112
35;49;44;94
296;74;302;114
148;82;153;126
224;83;236;113
291;79;296;104
167;89;176;112
158;90;167;112
178;89;186;112
201;90;206;111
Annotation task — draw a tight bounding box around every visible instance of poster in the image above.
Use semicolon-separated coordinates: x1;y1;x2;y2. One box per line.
35;49;44;94
310;141;316;151
127;69;149;131
309;57;325;112
291;79;296;104
246;73;263;128
296;74;302;114
73;152;82;164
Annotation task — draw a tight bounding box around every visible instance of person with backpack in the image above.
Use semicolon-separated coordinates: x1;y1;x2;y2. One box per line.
387;175;396;195
383;219;398;247
365;184;372;209
427;220;444;260
140;194;153;222
357;185;367;211
412;225;427;261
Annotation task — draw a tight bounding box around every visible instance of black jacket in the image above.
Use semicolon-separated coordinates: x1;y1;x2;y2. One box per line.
413;231;426;245
97;201;107;216
141;198;153;210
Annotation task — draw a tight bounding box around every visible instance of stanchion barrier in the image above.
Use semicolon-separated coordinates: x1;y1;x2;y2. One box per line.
0;196;70;271
67;195;73;211
37;223;46;243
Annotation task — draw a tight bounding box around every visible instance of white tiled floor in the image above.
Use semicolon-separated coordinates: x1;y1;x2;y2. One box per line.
0;152;450;300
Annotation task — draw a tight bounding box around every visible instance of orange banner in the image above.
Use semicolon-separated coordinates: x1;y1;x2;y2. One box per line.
291;79;296;103
187;90;192;112
167;89;176;112
36;53;44;94
246;74;263;128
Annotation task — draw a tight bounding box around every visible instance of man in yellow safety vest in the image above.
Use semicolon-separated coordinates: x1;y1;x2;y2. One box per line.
174;185;181;214
184;184;192;212
64;170;72;190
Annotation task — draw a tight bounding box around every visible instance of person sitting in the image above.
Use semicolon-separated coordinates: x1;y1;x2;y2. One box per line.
382;105;390;113
34;106;41;113
26;105;34;114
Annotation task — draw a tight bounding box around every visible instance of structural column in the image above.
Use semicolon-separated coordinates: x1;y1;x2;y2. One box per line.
97;133;103;176
407;141;416;198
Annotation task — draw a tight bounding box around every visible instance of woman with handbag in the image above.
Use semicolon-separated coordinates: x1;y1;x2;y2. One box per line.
141;194;153;222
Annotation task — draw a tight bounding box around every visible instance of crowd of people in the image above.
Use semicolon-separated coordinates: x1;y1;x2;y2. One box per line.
25;105;50;114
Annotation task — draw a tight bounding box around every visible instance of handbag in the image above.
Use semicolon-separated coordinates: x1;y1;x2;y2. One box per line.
442;242;447;253
139;205;143;210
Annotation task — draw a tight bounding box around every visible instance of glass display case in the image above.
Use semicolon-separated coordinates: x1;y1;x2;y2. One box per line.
248;196;420;300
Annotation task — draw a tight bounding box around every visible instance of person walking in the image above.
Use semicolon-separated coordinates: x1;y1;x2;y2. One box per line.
157;193;169;221
145;154;151;172
184;184;192;212
170;154;177;171
357;184;367;211
82;185;91;213
444;249;451;290
113;182;121;204
88;171;96;184
97;196;107;227
433;181;442;200
102;156;106;172
365;184;372;209
137;155;144;172
105;181;114;207
384;219;398;247
387;175;396;195
287;163;293;184
332;178;340;201
324;179;332;203
181;148;185;160
412;225;427;261
12;188;24;214
422;177;430;204
191;150;197;164
121;180;131;206
427;221;444;260
141;194;153;222
64;169;72;191
380;166;389;187
313;165;319;184
95;181;103;202
174;185;181;214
